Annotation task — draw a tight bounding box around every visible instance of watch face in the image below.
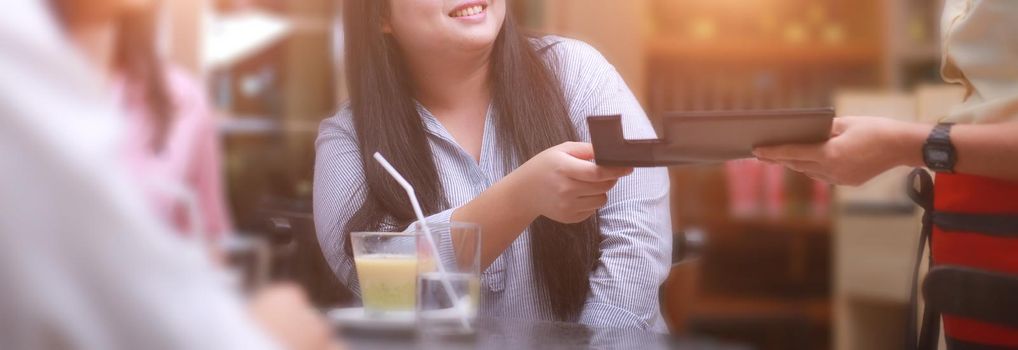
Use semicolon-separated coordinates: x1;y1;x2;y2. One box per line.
924;144;955;171
928;150;950;163
924;124;956;171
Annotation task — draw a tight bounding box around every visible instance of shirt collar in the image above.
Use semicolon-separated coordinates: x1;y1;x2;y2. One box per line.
413;100;494;140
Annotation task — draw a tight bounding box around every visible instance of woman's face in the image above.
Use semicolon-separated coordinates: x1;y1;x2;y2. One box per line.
386;0;506;54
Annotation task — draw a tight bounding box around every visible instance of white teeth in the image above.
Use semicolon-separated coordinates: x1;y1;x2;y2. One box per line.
451;5;484;18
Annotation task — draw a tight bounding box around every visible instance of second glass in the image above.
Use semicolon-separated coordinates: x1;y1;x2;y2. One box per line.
411;222;481;337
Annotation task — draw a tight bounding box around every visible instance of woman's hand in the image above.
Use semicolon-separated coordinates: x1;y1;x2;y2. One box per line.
452;141;632;268
508;142;633;223
249;284;343;350
753;116;931;186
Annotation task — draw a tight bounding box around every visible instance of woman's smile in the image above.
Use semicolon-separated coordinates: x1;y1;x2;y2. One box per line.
448;1;489;24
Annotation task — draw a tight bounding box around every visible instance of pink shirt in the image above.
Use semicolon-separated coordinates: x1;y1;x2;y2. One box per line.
116;66;232;242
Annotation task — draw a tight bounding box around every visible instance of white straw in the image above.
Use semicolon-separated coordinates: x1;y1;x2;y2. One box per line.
373;152;471;330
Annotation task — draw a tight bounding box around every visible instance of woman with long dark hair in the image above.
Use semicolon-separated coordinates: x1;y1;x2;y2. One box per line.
315;0;671;329
49;0;233;243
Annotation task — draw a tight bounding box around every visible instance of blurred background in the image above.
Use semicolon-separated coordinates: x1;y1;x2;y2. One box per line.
162;0;964;349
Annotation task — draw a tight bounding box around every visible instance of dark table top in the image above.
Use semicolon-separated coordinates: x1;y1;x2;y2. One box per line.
337;317;748;350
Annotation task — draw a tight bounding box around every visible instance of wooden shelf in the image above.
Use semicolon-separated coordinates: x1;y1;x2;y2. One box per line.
217;116;319;136
680;215;831;236
690;295;832;325
722;217;830;234
648;37;881;64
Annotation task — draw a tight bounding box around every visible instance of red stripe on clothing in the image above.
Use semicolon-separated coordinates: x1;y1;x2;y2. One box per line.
932;172;1018;345
932;229;1018;274
935;173;1018;214
942;316;1018;347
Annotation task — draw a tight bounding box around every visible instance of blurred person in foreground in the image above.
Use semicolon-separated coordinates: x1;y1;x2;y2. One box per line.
0;1;339;349
49;0;232;245
756;1;1018;349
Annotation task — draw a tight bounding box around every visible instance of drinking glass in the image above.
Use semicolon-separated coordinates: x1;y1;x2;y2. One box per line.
412;222;481;337
350;231;418;318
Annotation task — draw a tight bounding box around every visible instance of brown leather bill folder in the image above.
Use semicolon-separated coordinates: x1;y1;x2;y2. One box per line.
588;107;835;167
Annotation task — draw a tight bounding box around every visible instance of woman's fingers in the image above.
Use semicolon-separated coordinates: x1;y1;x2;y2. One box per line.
560;195;609;223
575;194;609;211
549;141;633;181
556;141;596;161
574;178;619;196
561;157;633;182
531;142;633;224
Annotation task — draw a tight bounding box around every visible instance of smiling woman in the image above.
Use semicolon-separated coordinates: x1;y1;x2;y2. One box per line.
315;0;672;330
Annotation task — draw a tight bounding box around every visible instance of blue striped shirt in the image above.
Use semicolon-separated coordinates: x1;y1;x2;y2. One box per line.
314;36;672;331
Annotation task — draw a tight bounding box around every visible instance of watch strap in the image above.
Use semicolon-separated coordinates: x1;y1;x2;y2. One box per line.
927;123;955;146
924;122;957;172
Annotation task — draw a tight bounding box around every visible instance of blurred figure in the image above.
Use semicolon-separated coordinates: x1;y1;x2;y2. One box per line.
0;1;338;349
753;4;1018;186
50;0;232;243
756;1;1018;349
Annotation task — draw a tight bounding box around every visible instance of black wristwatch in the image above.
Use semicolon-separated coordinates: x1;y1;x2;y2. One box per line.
923;123;957;173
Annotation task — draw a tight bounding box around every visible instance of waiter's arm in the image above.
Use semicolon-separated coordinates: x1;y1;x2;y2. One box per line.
753;117;1018;185
945;122;1018;181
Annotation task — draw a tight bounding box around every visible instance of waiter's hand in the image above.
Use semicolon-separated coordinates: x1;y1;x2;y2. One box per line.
753;116;931;186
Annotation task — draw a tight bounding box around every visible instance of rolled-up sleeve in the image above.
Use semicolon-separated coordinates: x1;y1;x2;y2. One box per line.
579;165;672;331
553;38;673;331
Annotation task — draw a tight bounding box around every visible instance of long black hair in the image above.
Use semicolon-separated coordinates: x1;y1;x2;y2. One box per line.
342;0;601;321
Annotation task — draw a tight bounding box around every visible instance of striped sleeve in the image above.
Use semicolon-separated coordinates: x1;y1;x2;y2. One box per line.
313;109;366;294
550;37;674;331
